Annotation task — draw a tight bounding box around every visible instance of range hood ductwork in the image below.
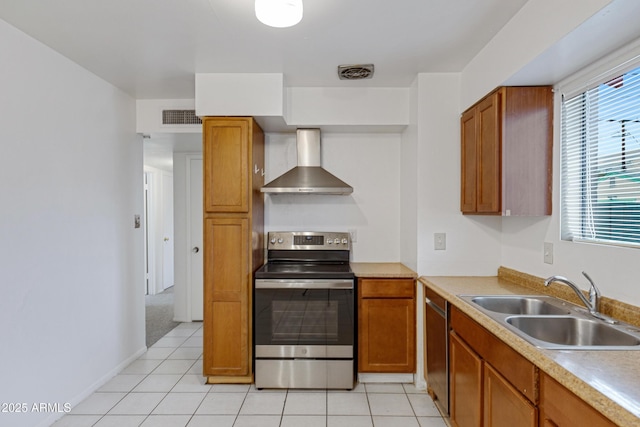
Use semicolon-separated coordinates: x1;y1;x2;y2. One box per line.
261;129;353;195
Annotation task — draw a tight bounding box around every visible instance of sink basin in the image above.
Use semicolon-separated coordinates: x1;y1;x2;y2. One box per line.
467;295;571;315
458;294;640;350
506;316;640;348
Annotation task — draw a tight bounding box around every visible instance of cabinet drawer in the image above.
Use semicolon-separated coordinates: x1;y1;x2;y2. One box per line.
359;279;415;298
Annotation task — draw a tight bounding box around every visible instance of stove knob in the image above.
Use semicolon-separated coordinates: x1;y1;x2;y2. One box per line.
327;238;333;244
342;238;348;244
270;238;276;244
277;238;284;244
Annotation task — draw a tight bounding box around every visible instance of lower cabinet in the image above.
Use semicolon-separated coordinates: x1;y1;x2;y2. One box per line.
449;305;537;427
484;364;536;427
203;217;251;380
358;278;416;373
539;372;616;427
447;304;620;427
449;331;482;427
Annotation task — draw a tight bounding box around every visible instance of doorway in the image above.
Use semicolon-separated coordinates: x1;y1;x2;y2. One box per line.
143;133;203;339
143;166;174;296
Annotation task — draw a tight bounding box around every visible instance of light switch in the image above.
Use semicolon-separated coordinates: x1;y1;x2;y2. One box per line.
134;214;141;229
434;233;446;250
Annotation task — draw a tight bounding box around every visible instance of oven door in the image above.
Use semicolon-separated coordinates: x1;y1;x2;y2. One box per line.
254;279;354;359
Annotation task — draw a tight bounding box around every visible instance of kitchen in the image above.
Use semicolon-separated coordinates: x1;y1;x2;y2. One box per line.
2;1;640;426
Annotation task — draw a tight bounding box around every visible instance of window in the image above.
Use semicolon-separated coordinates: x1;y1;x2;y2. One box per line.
561;65;640;247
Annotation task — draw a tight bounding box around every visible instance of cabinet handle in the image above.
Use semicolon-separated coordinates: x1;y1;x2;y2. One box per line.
261;168;265;177
255;164;260;174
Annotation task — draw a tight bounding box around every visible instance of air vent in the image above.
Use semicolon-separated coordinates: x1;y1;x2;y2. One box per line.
338;64;374;80
162;110;202;125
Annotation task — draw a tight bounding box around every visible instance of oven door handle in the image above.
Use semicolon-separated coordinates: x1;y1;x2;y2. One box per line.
255;279;354;289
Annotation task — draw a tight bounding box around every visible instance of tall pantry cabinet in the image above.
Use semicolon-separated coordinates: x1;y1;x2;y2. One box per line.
202;117;264;383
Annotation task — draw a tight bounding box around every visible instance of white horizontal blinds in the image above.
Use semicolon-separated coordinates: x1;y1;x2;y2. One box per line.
561;65;640;247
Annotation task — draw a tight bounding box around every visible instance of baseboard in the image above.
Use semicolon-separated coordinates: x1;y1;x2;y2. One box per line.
414;375;427;391
358;373;414;383
39;345;147;427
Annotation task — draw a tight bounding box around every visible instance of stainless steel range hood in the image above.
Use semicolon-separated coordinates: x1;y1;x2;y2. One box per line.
261;129;353;195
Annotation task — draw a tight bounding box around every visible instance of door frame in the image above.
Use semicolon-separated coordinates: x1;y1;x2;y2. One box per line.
185;154;203;321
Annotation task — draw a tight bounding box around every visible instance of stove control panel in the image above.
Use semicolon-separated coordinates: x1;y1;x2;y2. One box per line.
267;231;350;250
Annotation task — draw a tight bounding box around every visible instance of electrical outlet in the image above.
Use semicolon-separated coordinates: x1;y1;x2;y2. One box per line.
544;242;553;264
434;233;446;250
348;229;357;243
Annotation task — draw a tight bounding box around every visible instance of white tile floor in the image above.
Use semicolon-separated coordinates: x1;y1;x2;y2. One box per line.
53;323;447;427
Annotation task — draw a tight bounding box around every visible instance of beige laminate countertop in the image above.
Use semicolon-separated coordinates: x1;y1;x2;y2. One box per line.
421;275;640;427
351;262;417;279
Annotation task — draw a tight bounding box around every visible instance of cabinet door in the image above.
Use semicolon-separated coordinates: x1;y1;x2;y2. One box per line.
484;363;536;427
203;217;249;376
476;92;501;213
359;298;415;373
540;373;616;427
203;118;249;213
450;331;482;427
461;108;478;213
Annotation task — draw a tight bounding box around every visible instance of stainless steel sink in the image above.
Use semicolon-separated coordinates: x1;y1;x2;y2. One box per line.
458;294;640;350
506;315;640;349
468;295;571;315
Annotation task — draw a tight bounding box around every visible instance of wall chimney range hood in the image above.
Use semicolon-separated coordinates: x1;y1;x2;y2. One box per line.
261;129;353;195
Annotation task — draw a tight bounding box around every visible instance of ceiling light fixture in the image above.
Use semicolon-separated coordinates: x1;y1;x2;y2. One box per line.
255;0;303;28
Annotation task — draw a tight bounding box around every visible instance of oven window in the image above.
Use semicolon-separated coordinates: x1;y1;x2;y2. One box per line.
272;300;338;341
254;288;354;346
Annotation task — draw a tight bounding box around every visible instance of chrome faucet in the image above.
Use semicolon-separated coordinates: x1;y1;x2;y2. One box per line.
544;272;617;324
544;272;600;314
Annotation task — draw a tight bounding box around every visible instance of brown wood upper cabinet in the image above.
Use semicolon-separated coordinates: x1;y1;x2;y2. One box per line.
203;118;265;213
461;86;553;216
202;117;264;384
358;278;416;373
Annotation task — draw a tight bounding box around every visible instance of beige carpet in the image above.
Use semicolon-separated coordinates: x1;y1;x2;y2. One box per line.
145;286;180;347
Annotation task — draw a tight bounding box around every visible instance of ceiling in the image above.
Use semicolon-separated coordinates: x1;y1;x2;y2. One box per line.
4;0;640;169
0;0;529;99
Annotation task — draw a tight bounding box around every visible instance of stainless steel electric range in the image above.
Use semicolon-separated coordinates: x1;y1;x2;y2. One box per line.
253;231;355;389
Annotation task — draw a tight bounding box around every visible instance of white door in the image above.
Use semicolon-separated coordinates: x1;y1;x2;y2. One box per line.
189;157;203;320
162;172;174;290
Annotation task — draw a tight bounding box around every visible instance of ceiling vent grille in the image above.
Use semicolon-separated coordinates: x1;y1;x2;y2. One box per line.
162;110;202;125
338;64;374;80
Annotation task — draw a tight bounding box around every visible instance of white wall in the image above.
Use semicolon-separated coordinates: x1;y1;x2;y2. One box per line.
399;79;419;272
264;132;401;262
409;74;503;277
500;40;640;307
461;0;611;108
459;1;640;306
0;18;145;427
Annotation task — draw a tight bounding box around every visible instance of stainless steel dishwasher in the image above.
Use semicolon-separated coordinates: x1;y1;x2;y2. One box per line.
425;286;449;415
